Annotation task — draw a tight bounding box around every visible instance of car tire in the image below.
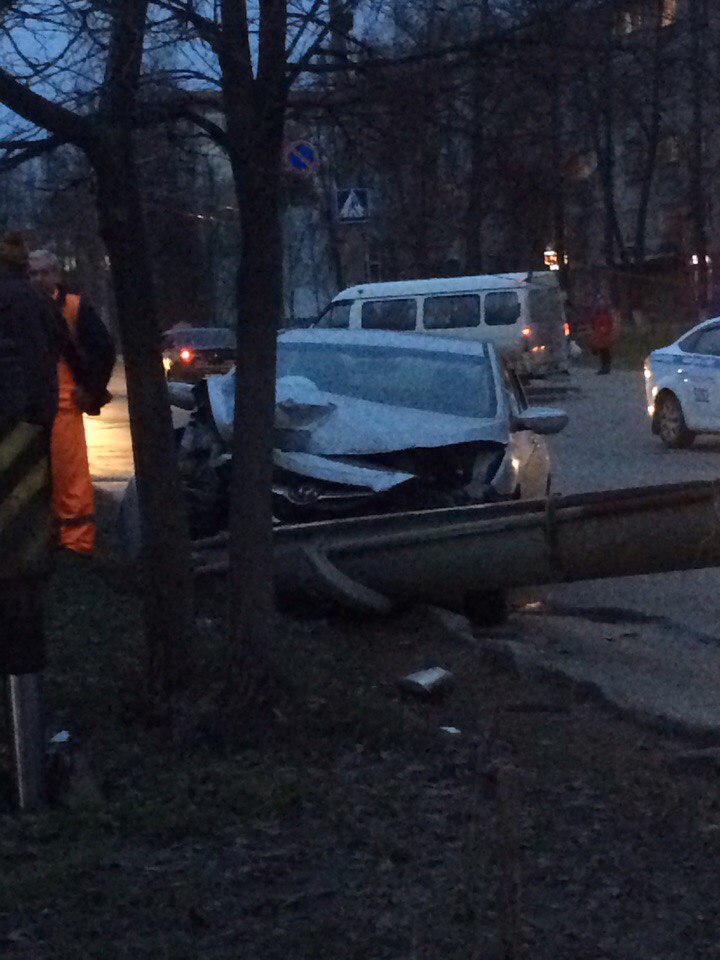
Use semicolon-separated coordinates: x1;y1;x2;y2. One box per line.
657;393;695;449
464;589;508;627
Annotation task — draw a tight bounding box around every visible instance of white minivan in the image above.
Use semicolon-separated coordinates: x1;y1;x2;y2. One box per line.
315;272;569;378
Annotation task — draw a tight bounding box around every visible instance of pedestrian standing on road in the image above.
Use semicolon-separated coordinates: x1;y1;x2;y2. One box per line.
28;250;116;556
589;297;616;375
0;232;65;809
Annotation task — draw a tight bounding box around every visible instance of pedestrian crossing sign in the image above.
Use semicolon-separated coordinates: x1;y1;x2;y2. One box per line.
337;188;370;222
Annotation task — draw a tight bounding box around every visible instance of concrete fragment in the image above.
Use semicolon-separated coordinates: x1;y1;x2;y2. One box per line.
398;666;453;698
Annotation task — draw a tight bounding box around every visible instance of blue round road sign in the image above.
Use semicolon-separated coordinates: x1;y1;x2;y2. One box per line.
286;140;318;174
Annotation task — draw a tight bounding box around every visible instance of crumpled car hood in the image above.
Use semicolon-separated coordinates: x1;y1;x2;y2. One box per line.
273;450;415;492
207;370;507;455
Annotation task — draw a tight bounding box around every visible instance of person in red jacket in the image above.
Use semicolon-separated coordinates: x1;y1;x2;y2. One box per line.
28;250;115;555
589;299;617;375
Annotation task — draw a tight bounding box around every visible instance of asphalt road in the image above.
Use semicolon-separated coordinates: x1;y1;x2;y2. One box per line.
526;365;720;639
86;365;134;481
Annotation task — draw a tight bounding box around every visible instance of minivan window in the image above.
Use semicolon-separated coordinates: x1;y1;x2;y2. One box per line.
484;291;521;326
423;294;480;330
361;298;416;331
316;300;351;329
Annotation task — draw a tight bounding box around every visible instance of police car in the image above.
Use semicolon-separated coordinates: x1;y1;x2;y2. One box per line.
645;316;720;447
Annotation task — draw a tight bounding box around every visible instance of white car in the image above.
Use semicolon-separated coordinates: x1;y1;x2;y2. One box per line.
645;316;720;447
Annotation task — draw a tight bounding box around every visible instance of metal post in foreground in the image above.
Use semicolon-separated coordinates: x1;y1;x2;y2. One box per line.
6;674;45;812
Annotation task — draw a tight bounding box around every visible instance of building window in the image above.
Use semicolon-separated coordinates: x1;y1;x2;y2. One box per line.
616;8;644;34
616;0;674;34
658;135;681;165
661;0;677;26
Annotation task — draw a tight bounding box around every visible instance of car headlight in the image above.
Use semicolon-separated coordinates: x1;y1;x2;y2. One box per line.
162;356;172;373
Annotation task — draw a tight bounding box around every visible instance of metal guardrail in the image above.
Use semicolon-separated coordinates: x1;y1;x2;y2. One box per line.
193;479;720;613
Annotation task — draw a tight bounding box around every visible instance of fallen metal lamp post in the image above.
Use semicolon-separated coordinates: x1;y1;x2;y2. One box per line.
194;480;720;613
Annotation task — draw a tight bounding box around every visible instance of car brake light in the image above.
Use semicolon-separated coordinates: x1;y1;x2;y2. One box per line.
564;322;570;337
180;348;194;363
521;325;532;338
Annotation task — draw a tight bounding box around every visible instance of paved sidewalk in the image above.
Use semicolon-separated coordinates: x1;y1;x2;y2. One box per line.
436;606;720;742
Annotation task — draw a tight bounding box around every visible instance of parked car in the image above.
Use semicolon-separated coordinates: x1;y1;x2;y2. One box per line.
161;326;236;382
645;316;720;448
314;272;570;379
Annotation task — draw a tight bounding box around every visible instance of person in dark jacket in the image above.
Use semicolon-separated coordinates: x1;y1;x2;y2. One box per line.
0;233;64;802
29;250;116;555
0;233;65;809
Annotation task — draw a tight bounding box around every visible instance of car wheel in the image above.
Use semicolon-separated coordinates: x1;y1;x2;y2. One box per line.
657;393;695;449
464;589;508;627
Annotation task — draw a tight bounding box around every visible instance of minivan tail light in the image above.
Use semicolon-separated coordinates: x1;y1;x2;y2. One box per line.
521;325;533;338
564;322;570;337
180;348;194;363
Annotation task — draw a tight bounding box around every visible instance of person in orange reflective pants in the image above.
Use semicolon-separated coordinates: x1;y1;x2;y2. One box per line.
51;341;95;554
28;251;116;556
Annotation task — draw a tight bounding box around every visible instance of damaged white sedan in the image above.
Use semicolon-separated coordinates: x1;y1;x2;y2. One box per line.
168;329;567;536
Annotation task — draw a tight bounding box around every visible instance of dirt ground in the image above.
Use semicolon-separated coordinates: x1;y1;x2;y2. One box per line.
1;548;720;959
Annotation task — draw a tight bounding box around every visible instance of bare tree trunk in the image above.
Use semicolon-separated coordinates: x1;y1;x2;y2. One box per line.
93;137;195;692
218;0;289;713
549;63;567;289
690;0;709;310
595;106;627;267
464;52;486;274
583;43;627;268
225;140;284;708
634;17;663;264
0;0;197;697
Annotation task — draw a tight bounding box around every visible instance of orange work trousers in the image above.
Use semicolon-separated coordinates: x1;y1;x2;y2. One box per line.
51;361;95;555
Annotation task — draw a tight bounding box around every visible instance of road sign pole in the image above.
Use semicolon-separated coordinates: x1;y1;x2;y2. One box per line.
6;674;45;812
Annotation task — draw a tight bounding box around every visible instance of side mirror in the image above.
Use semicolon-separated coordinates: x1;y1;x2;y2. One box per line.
513;406;568;435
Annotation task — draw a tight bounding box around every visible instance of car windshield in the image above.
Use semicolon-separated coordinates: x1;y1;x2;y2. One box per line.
277;340;497;419
162;328;235;349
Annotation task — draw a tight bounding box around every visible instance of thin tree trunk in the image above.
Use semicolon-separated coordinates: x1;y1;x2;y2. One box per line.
634;17;663;264
224;129;284;708
549;64;567;289
218;0;289;713
690;0;709;309
464;53;486;274
94;137;195;693
584;48;627;267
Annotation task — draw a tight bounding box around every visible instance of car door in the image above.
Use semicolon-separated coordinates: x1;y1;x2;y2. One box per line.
680;325;720;430
501;363;549;499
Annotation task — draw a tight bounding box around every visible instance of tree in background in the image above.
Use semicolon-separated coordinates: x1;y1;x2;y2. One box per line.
0;0;195;695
